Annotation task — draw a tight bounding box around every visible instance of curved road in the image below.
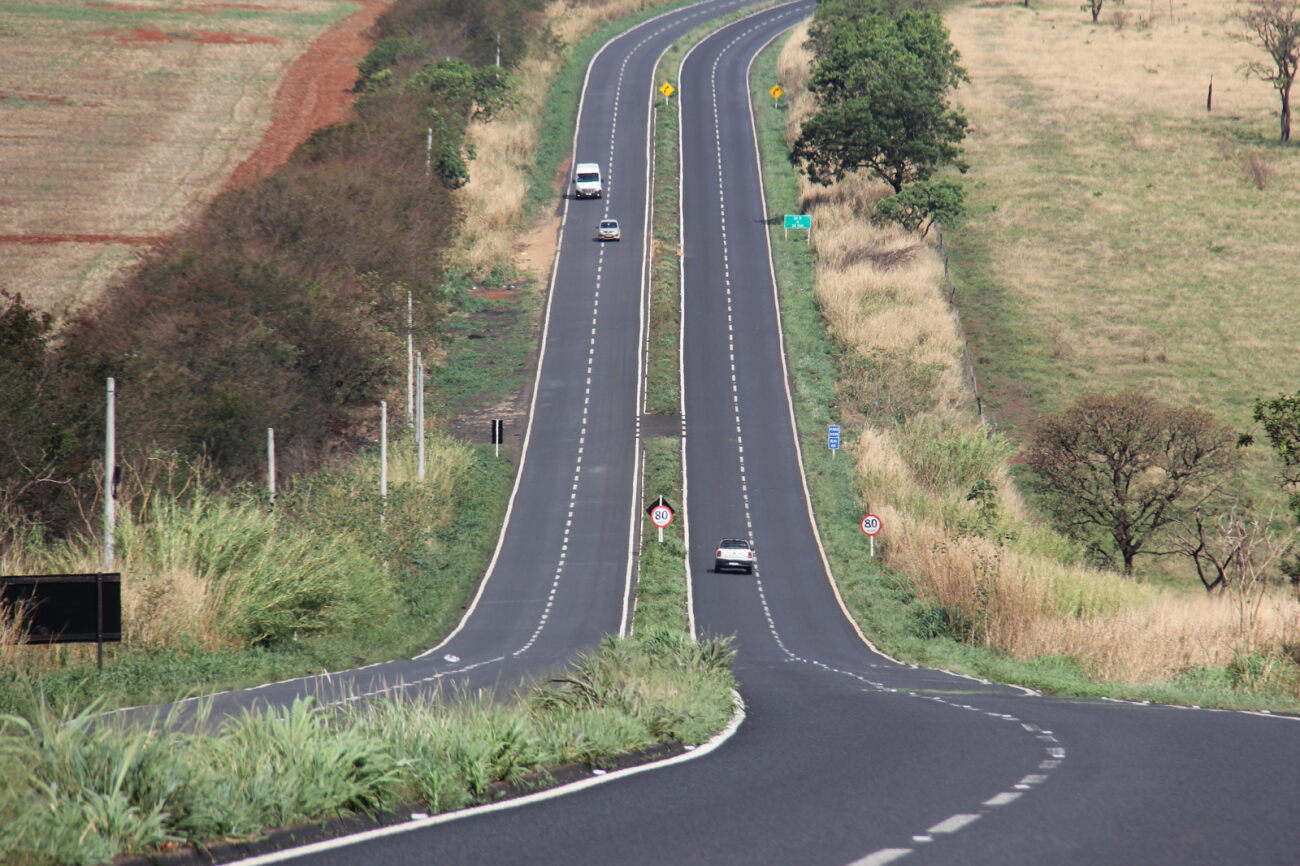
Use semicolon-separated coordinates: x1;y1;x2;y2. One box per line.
243;3;1300;864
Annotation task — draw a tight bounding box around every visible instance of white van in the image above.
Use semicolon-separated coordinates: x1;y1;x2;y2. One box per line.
574;162;602;198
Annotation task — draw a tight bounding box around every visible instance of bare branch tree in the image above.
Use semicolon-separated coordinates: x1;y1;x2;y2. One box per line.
1233;0;1300;141
1025;392;1240;576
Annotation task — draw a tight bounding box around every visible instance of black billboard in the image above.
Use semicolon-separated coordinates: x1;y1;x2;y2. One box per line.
0;573;121;644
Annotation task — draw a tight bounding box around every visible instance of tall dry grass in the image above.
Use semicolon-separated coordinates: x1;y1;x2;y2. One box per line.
0;435;472;669
455;0;675;270
779;18;1300;689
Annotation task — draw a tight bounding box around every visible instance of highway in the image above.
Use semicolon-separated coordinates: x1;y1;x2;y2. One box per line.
148;1;1300;862
114;0;768;727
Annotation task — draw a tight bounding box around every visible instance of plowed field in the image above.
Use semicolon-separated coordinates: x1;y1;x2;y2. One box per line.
0;0;385;317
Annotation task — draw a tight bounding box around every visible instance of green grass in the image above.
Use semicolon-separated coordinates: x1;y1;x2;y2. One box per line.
633;438;688;635
749;26;1300;712
646;68;682;414
0;635;736;866
0;440;513;717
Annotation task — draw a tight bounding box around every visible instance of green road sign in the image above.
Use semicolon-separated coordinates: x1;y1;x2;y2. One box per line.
783;214;811;230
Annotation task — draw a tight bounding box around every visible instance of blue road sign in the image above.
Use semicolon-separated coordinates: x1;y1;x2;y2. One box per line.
828;424;841;450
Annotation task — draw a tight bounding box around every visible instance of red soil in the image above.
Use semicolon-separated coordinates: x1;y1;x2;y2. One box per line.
0;91;102;107
224;0;387;190
93;27;283;44
10;3;385;246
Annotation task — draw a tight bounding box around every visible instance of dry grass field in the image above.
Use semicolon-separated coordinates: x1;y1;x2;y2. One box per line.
0;0;364;318
945;0;1300;440
775;15;1300;693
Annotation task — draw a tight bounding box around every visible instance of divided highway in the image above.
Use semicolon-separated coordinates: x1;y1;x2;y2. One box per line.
269;3;1300;864
120;0;771;726
107;1;1298;862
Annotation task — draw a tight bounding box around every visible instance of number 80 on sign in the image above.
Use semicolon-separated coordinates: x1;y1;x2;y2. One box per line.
860;514;882;536
650;506;674;528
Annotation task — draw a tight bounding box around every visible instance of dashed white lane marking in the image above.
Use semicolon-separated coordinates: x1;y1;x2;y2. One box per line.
928;814;981;834
983;791;1022;806
690;7;1075;866
847;850;912;866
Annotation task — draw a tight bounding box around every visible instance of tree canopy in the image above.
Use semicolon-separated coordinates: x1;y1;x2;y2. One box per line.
1025;392;1239;576
792;8;968;192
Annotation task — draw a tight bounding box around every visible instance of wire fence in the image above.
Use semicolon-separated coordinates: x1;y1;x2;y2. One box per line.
934;224;992;431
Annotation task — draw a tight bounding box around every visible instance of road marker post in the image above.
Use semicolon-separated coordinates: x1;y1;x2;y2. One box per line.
860;513;882;558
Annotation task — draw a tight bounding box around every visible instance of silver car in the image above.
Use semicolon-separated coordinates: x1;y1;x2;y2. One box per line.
598;219;621;241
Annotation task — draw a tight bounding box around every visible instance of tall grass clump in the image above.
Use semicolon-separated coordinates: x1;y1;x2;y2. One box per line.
0;635;736;865
764;19;1300;705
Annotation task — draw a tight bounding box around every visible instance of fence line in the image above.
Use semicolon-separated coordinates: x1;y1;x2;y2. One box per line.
934;224;992;431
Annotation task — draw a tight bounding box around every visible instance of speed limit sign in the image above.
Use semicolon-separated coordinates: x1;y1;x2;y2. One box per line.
650;505;674;528
860;514;882;536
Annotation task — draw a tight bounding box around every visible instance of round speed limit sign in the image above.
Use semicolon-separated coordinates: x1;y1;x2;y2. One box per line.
860;514;882;536
650;505;674;528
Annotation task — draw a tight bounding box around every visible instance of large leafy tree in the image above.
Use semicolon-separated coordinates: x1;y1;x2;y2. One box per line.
1025;392;1239;576
792;9;968;192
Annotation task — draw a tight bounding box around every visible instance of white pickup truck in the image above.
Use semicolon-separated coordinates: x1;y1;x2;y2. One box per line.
714;538;756;574
573;162;602;198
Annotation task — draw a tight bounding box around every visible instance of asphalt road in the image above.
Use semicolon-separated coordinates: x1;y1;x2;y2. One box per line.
112;0;771;724
116;1;1299;862
250;3;1300;864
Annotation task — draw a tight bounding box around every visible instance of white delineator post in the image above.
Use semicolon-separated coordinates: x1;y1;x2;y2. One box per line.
380;401;388;522
406;291;414;422
267;427;276;505
104;377;116;569
417;353;426;482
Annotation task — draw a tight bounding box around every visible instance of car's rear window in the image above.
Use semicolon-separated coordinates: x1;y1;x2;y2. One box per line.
577;172;599;181
720;539;749;549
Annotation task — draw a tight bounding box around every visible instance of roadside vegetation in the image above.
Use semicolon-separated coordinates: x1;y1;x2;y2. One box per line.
755;0;1300;709
0;635;735;866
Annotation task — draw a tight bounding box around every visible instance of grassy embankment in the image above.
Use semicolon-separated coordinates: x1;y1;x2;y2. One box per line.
750;16;1300;709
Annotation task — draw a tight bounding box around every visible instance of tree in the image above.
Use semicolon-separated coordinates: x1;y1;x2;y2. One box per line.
1082;0;1121;24
875;178;965;237
1025;392;1239;576
1234;0;1300;142
791;10;969;193
1247;390;1300;518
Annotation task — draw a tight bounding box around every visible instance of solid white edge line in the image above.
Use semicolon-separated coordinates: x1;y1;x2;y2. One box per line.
677;0;792;646
737;8;1050;701
223;690;747;866
678;10;698;642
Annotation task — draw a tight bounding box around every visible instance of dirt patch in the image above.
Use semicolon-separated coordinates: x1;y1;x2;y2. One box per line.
93;28;284;44
226;0;387;190
0;91;101;107
513;212;560;282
